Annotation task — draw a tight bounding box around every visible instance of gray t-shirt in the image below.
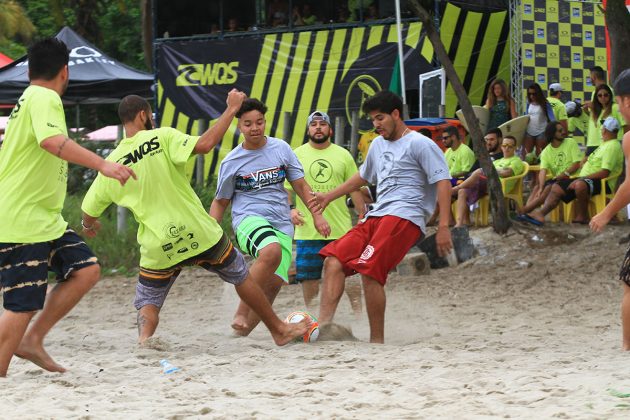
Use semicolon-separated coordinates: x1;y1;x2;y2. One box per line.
359;131;450;233
215;137;304;237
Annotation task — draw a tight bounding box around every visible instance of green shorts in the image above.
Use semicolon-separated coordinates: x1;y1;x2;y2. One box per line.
235;216;292;283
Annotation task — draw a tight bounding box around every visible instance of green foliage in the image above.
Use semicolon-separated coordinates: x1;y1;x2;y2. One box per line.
62;194;140;276
0;39;26;58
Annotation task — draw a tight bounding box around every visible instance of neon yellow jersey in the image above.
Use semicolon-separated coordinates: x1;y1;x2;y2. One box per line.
580;139;623;191
547;97;568;122
82;127;224;269
444;143;475;176
540;138;583;177
285;142;357;240
587;104;626;147
0;85;69;242
493;155;524;192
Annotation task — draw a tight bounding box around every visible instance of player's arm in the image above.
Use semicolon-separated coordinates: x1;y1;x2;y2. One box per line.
290;177;331;237
313;172;368;211
40;135;136;185
509;99;517;119
435;179;453;257
209;198;231;223
349;190;367;219
193;89;246;154
81;212;101;238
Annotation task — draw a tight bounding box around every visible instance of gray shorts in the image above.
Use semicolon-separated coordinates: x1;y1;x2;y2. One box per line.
133;233;248;310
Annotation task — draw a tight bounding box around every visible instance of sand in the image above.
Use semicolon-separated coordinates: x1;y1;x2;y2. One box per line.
2;223;630;418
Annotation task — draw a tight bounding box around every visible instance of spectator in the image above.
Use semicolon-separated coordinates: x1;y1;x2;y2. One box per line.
523;83;554;162
453;134;523;227
518;121;582;217
484;78;517;130
470;127;505;172
442;125;475;183
526;116;623;225
226;17;241;32
586;84;627;155
565;100;589;146
547;83;568;132
268;0;289;27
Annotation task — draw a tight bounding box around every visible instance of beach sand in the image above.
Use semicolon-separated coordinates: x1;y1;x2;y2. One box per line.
2;223;630;418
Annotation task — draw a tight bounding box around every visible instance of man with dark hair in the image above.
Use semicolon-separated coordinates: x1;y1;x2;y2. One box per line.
442;125;475;182
585;66;610;114
211;98;330;336
591;68;630;350
518;121;582;218
0;38;136;377
547;83;568;132
312;90;453;343
81;91;311;346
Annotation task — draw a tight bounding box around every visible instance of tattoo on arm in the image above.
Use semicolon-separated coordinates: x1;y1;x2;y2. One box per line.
56;137;70;157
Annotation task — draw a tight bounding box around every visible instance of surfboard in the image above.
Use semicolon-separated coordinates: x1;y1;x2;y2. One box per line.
498;115;530;147
455;105;490;135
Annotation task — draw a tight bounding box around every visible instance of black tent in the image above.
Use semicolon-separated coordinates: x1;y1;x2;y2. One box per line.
0;26;153;105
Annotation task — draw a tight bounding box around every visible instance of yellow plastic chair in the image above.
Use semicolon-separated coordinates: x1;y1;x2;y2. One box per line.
475;162;530;226
561;174;619;223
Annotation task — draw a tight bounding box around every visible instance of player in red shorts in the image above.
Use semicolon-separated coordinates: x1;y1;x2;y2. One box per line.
311;91;453;343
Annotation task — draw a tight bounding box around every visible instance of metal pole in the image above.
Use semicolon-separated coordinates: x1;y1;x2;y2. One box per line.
350;111;359;158
116;124;127;234
196;119;207;187
282;111;292;143
334;116;345;146
395;0;407;104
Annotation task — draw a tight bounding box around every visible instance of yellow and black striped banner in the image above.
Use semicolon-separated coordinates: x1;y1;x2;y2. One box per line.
156;3;510;180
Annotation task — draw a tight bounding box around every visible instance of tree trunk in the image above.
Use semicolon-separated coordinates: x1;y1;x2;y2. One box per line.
141;0;153;71
408;0;510;233
605;0;630;82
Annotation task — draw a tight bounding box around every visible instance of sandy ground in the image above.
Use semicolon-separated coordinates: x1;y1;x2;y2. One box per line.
2;222;630;418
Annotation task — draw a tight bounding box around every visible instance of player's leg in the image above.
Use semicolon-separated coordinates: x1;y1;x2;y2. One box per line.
623;283;630;351
361;274;386;344
17;231;100;373
134;267;179;344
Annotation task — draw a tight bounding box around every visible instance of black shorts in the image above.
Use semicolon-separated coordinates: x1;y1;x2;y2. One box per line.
555;178;607;203
620;245;630;287
0;229;98;312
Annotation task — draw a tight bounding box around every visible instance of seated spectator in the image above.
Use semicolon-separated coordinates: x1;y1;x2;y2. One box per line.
565;100;588;146
526;117;623;225
518;121;582;216
452;135;524;227
348;0;374;21
365;4;379;20
226;17;241;32
470;127;504;172
442;125;475;187
268;0;289;27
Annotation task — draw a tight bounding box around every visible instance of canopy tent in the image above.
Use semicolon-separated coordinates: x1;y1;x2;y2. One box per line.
0;26;153;105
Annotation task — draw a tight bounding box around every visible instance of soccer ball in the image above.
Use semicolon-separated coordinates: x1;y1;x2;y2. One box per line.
285;311;320;343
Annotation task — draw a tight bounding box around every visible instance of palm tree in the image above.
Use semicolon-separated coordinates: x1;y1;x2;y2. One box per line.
0;0;35;43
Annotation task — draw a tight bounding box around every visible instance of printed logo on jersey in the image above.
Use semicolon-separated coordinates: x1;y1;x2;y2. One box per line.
235;165;287;191
553;151;567;169
309;159;332;183
117;136;162;165
379;152;395;176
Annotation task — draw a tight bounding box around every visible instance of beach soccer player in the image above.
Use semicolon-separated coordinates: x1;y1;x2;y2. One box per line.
590;69;630;350
210;98;330;336
81;92;310;346
0;38;136;377
287;110;366;313
311;90;453;343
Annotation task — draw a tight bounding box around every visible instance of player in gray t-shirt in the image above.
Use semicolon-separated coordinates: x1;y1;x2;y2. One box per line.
311;91;453;343
211;98;330;336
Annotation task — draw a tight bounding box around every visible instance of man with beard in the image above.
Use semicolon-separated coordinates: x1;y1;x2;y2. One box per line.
286;111;366;313
469;127;505;173
517;121;582;219
82;94;311;347
0;38;136;376
311;91;453;343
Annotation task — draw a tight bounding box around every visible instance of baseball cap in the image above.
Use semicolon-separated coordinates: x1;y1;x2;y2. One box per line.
549;83;563;92
307;111;331;126
602;116;620;132
614;68;630;96
565;101;577;115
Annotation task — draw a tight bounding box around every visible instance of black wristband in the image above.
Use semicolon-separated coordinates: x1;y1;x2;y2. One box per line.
289;204;296;210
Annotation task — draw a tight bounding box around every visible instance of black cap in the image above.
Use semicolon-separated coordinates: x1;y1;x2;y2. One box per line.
614;68;630;96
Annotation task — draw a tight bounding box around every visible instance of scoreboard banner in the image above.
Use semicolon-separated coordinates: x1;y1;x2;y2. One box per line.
521;0;607;104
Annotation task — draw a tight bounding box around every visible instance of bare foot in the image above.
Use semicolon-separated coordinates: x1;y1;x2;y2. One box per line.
527;211;545;223
231;315;251;336
15;339;66;373
272;319;310;346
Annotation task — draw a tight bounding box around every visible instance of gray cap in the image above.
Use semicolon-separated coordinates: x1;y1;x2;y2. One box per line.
614;68;630;96
565;101;577;115
602;116;620;132
549;83;563;92
307;111;331;126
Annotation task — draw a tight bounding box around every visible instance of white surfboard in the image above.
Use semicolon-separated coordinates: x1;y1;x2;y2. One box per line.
498;115;530;147
456;105;490;135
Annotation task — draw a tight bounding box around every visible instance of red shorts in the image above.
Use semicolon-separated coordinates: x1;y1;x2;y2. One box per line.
319;216;421;285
